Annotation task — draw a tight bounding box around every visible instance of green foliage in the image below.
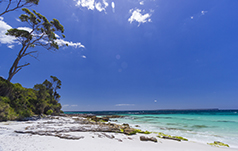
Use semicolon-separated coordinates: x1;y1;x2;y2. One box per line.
0;99;18;121
173;136;188;141
0;76;62;121
157;132;188;141
6;8;66;49
142;130;152;134
127;130;137;135
50;19;64;33
130;129;152;134
119;128;152;135
26;0;39;5
6;8;67;82
6;29;32;40
0;77;13;97
208;141;229;147
46;109;53;115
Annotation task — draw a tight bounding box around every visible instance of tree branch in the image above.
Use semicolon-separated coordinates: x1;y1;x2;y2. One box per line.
0;0;37;16
5;0;12;13
23;50;39;60
23;50;37;57
17;62;30;69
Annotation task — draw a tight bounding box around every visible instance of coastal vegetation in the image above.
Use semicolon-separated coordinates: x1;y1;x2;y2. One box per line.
6;8;67;82
156;132;188;141
0;1;66;121
208;141;229;147
0;76;62;121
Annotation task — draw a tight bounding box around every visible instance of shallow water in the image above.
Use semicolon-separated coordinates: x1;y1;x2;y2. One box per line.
65;110;238;148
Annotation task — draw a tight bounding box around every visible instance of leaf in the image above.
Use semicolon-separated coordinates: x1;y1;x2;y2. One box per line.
6;29;32;40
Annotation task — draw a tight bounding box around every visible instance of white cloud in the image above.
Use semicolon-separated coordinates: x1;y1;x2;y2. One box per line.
128;9;152;26
81;0;95;10
95;2;103;12
16;18;21;22
82;55;86;58
201;10;208;15
103;0;109;8
139;1;144;5
71;105;78;107
55;39;85;48
96;1;109;12
17;27;32;32
115;104;135;107
62;104;78;110
111;2;115;12
0;17;16;46
189;10;208;21
63;104;69;107
74;0;109;12
8;45;14;48
72;13;79;22
0;18;84;49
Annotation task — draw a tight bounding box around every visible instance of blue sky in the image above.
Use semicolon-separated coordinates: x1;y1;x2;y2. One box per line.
1;0;238;111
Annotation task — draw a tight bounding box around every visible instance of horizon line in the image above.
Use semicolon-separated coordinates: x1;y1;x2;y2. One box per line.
63;108;238;112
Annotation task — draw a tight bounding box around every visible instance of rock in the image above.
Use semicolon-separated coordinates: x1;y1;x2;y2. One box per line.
150;137;158;142
115;138;123;142
135;125;140;127
122;123;130;127
101;133;115;139
162;136;181;141
20;115;41;121
101;117;109;122
123;128;136;135
140;136;147;141
85;115;109;122
208;141;229;147
56;134;84;140
140;136;157;142
105;115;125;118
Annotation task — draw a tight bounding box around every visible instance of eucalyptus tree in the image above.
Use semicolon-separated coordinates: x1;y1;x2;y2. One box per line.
43;75;61;102
0;0;39;16
6;8;67;82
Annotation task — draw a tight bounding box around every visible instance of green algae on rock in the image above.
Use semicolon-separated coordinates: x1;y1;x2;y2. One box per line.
157;132;188;141
207;141;229;147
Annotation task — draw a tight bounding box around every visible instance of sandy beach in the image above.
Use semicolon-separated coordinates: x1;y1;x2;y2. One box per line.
0;116;237;151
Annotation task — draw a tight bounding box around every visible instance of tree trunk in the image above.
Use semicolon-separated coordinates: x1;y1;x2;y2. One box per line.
7;45;28;82
7;56;21;82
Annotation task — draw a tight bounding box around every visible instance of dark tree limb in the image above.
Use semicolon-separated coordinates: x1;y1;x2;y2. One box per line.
6;8;66;82
0;0;39;16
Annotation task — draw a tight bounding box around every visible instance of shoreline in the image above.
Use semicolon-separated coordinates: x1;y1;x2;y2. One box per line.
0;115;237;151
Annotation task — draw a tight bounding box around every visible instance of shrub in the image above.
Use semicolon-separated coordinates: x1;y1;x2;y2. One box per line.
0;76;63;120
46;109;53;115
0;101;18;121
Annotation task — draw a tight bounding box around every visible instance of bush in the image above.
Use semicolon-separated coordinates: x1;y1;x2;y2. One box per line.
46;109;53;115
0;76;63;120
0;77;13;97
0;101;18;121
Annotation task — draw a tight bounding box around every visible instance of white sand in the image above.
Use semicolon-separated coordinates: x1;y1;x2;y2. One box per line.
0;117;237;151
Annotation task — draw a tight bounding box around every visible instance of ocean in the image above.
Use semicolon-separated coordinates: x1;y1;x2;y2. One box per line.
65;109;238;148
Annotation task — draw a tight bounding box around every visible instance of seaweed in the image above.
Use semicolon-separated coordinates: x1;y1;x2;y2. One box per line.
207;141;229;147
157;132;188;141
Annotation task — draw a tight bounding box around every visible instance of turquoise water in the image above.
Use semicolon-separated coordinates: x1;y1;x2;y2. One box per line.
65;110;238;148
